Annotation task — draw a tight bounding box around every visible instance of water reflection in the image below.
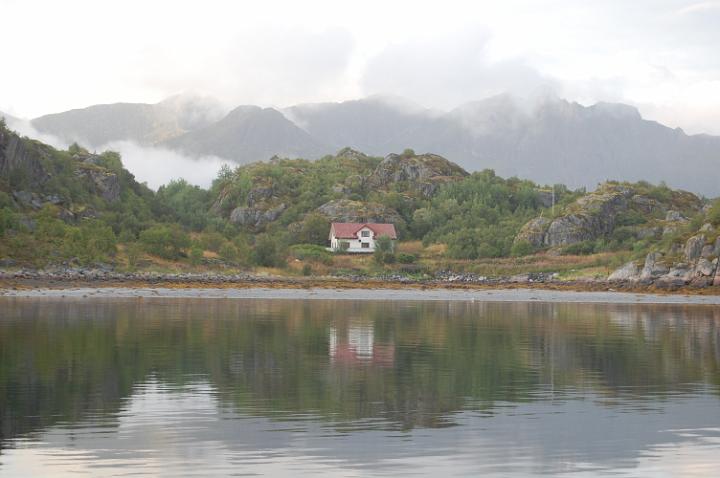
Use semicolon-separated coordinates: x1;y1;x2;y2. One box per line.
329;321;395;366
1;298;720;476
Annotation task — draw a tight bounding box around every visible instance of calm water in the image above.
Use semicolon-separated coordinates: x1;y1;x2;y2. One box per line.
1;298;720;477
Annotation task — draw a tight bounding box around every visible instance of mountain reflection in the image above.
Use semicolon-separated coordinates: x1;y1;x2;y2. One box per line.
1;298;720;473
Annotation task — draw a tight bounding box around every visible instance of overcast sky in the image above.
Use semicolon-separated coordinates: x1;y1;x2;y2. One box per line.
2;0;720;134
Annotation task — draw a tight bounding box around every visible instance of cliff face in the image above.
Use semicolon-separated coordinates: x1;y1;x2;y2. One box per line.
515;182;703;249
1;124;123;214
0;126;50;187
366;152;468;198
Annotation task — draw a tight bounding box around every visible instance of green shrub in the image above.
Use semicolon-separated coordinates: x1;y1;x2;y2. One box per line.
295;214;330;246
616;210;647;226
0;207;18;236
200;232;226;252
126;242;142;270
561;241;596;256
373;235;396;265
118;229;136;243
190;245;204;265
302;264;313;276
252;234;285;267
709;199;720;226
219;242;239;263
397;252;417;264
139;225;190;260
290;244;333;265
510;240;535;257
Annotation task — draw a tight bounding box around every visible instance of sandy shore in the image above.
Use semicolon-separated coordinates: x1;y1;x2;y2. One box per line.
2;286;720;305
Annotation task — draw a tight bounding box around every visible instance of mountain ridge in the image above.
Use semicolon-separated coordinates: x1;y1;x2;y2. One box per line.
22;94;720;196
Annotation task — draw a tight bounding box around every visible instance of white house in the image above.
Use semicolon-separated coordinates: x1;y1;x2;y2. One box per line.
329;222;398;253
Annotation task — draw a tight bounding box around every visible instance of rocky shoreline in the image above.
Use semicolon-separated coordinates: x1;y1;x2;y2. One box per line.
608;233;720;289
1;267;717;295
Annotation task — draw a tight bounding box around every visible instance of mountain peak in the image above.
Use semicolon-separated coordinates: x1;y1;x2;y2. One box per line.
589;102;641;119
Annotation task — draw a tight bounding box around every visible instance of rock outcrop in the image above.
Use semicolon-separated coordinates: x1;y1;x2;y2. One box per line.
366;152;468;197
514;217;551;248
75;166;120;202
1;125;50;188
611;233;720;288
639;252;669;283
684;234;706;262
516;182;704;250
542;185;633;246
229;203;286;227
608;261;640;282
316;199;402;224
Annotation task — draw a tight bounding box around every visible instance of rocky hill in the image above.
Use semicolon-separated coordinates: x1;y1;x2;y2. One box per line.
0;122;150;220
515;180;720;288
209;149;469;232
608;218;720;289
515;182;702;249
366;151;469;197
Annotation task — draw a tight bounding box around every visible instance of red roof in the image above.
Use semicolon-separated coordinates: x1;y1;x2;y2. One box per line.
330;222;397;239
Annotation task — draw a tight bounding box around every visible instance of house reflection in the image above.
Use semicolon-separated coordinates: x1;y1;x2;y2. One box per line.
329;322;395;366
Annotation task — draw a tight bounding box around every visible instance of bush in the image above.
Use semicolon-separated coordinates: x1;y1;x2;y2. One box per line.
190;245;204;265
252;234;285;267
118;229;136;243
219;242;239;263
126;242;142;270
295;214;330;246
0;207;18;236
510;240;535;257
561;241;596;256
616;210;647;226
139;225;190;260
374;235;396;265
200;232;226;252
708;199;720;226
397;252;417;264
302;264;313;276
290;244;333;265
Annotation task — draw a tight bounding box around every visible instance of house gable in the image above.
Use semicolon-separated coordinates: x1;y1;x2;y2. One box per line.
329;222;397;240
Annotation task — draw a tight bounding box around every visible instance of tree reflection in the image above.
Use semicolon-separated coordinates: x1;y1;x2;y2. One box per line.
1;299;719;445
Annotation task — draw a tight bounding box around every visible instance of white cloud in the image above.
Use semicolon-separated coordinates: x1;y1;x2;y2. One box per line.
99;141;230;190
4;117;225;190
360;29;558;110
2;0;720;133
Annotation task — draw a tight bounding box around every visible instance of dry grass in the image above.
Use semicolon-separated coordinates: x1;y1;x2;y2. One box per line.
416;251;625;277
397;241;424;254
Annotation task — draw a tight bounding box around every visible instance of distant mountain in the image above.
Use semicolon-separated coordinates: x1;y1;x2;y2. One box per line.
283;95;433;154
25;94;720;195
162;105;327;161
403;96;720;195
31;94;225;147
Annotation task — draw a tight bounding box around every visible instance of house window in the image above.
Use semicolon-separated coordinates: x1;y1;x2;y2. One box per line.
361;230;370;237
361;242;370;248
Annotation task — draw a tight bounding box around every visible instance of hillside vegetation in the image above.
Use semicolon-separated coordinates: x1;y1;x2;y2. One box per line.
1;119;718;284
